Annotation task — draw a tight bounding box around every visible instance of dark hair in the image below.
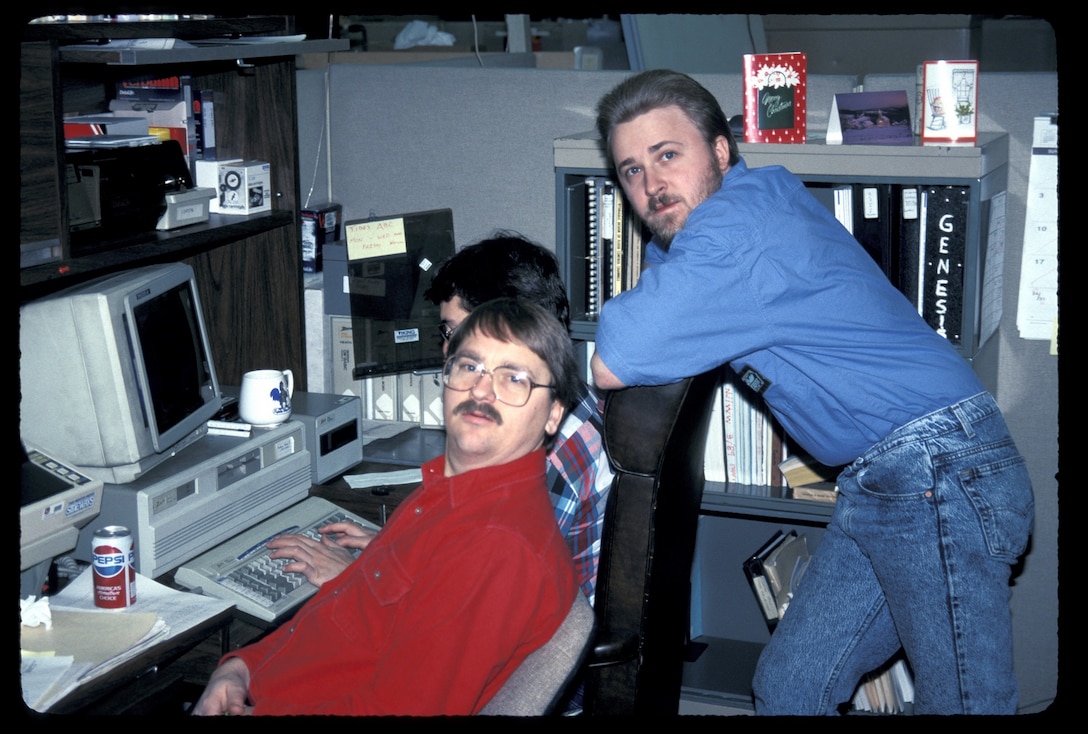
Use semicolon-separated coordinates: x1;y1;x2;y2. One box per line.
446;298;580;450
424;231;571;330
596;69;739;167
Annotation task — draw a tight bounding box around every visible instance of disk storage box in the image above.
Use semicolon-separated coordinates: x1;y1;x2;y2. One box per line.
289;391;364;484
216;160;271;215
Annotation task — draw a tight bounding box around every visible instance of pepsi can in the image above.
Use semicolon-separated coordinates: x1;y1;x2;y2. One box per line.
92;526;136;609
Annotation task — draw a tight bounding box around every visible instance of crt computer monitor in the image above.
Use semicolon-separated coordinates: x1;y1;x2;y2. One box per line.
19;262;222;484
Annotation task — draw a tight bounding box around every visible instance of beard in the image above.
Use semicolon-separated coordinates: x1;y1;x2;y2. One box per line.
643;158;724;251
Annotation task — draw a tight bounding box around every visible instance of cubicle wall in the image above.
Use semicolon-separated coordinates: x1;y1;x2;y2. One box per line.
297;65;856;248
296;63;1059;712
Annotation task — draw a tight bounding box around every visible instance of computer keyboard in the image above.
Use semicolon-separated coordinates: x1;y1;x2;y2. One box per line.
174;496;380;623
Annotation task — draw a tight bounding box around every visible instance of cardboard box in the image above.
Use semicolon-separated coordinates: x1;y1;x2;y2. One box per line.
420;371;445;428
301;202;342;273
156;187;215;230
195;158;241;214
63;113;149;139
330;315;359;396
367;374;399;421
397;371;423;423
216;160;271;215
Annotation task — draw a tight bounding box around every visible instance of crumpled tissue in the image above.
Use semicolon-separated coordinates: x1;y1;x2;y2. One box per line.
394;20;456;49
21;595;52;630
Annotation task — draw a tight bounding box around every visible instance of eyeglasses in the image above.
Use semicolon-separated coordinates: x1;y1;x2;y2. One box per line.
438;322;457;342
442;355;553;407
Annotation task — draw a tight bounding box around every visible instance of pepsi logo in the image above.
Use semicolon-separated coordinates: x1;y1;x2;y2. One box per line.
93;545;127;578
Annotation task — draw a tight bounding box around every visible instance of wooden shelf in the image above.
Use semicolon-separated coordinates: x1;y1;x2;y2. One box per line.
23;16;298;43
58;39;347;66
20;16;326;390
20;211;292;300
701;485;835;523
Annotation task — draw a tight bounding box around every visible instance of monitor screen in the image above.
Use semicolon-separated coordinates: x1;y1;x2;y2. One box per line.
20;262;221;484
344;208;455;378
132;278;216;444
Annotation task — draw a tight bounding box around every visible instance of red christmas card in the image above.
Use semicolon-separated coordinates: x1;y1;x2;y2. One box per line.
743;52;807;143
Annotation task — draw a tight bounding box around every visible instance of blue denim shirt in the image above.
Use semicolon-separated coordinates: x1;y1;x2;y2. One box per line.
595;159;983;466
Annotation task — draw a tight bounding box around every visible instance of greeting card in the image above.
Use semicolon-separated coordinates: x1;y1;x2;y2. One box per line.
921;60;979;145
743;52;807;143
826;90;913;146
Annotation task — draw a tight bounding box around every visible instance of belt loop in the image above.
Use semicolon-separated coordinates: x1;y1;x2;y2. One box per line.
952;401;976;439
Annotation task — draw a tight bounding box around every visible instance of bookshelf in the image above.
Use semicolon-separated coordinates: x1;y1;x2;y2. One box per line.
554;130;1009;711
555;131;1008;358
19;17;347;390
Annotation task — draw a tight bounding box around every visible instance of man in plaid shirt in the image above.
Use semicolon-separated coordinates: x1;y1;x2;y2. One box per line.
276;232;614;607
425;232;614;606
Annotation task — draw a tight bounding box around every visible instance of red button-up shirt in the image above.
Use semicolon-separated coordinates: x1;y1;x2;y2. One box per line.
228;449;578;715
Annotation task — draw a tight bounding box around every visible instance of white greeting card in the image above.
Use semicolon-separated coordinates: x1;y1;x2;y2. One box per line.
921;60;979;145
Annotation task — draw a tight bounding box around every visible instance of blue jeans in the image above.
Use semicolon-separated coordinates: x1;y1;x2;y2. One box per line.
752;392;1034;715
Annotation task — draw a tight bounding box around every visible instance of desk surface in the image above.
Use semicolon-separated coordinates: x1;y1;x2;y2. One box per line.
362;425;445;467
319;426;443;526
45;605;234;715
33;431;440;715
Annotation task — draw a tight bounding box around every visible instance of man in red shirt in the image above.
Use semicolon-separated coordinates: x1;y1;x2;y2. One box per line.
192;298;582;716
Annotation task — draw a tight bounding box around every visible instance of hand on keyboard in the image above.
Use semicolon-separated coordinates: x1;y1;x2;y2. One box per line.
320;521;378;552
175;497;382;623
266;522;376;587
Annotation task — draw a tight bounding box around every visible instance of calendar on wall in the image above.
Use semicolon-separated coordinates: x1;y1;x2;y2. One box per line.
1015;114;1058;345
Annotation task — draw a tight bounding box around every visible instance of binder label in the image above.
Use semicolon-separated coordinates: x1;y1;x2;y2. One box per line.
919;186;969;344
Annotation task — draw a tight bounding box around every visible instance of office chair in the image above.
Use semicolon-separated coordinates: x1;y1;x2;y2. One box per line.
582;368;720;716
479;592;596;716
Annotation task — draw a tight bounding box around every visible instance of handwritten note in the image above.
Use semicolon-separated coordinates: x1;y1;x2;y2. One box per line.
346;217;408;260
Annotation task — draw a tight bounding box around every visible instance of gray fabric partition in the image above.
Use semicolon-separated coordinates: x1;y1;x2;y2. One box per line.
299;65;855;249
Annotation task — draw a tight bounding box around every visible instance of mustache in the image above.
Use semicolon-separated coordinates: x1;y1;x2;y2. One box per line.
648;193;680;213
453;399;503;424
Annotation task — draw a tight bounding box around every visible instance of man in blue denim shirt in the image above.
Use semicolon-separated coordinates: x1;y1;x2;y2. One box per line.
590;69;1034;715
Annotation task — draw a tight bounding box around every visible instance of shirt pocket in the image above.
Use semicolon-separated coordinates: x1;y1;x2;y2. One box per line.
359;542;413;605
326;543;414;643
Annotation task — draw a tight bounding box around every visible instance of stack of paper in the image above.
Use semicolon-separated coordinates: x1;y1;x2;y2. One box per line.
21;609;165;711
20;567;232;712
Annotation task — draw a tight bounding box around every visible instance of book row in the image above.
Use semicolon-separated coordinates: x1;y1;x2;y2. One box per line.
63;73;219;175
823;182;972;347
579;176;649;319
703;366;787;489
744;530;915;713
571;173;973;352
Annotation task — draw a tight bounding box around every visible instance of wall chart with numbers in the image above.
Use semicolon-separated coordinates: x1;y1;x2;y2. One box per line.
1015;114;1058;345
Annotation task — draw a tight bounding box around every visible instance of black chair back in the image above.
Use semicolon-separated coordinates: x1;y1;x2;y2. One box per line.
583;368;720;715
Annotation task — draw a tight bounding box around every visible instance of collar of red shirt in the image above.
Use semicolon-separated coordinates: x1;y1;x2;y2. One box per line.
420;448;548;509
